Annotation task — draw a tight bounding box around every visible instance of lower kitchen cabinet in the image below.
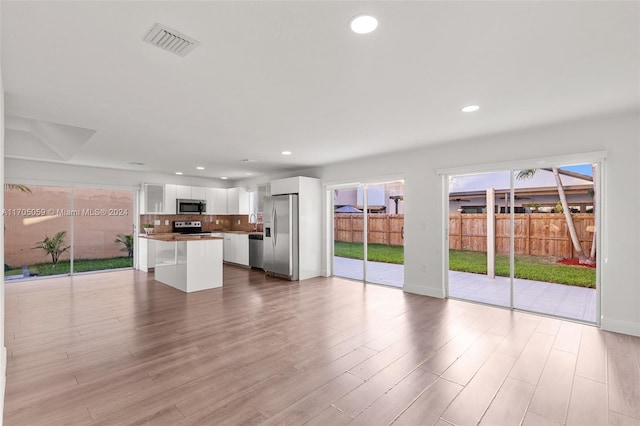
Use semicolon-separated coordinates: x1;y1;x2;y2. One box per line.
223;233;249;266
137;237;156;272
235;234;249;266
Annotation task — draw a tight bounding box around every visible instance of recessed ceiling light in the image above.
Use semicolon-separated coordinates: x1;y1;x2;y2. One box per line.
282;150;292;156
196;166;205;170
246;172;252;176
220;176;228;180
462;105;480;113
350;15;378;34
175;172;183;175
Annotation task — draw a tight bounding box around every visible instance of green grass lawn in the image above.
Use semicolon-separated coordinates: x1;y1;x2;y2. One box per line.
334;241;595;288
334;241;404;264
449;250;595;288
5;257;133;278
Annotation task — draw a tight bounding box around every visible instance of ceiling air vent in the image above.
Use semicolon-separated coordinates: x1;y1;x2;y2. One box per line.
143;23;199;57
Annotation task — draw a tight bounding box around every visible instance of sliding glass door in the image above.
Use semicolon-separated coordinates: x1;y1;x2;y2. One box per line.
72;188;135;273
332;180;405;288
446;161;599;323
4;183;136;281
448;171;511;307
333;186;364;282
511;164;598;322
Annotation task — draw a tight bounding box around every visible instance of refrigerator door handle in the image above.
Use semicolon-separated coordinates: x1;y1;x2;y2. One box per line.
272;203;277;247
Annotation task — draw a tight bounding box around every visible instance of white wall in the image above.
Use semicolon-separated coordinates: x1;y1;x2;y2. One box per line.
318;110;640;336
1;0;7;418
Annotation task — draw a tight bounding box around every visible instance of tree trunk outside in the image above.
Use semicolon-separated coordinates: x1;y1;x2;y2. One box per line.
551;167;588;263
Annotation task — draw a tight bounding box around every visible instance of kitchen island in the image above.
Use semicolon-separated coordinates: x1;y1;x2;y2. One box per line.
142;234;223;293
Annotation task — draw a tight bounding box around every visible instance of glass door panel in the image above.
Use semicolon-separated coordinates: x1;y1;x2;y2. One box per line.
72;188;135;273
365;181;404;287
448;171;511;307
333;187;364;281
4;184;71;280
512;164;598;322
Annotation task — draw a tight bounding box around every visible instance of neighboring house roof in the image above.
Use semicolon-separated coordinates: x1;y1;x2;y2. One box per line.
449;168;593;196
335;205;363;213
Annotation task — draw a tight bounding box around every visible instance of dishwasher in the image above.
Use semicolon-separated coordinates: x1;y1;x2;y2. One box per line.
249;233;263;269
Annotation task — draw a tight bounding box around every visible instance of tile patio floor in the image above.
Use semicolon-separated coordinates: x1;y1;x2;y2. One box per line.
333;256;597;323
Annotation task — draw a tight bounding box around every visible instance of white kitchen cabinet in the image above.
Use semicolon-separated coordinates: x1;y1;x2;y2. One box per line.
257;183;270;213
215;188;228;214
235;234;249;266
191;186;206;200
206;187;228;214
270;177;301;195
176;185;192;200
137;237;156;272
144;184;164;213
176;185;206;201
223;233;234;263
164;184;177;214
222;233;249;266
227;187;249;214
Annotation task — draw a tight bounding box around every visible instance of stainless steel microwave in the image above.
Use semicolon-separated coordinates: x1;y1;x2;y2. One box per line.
176;199;206;215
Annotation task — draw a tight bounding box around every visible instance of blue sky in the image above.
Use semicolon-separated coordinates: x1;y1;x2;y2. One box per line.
560;164;593;176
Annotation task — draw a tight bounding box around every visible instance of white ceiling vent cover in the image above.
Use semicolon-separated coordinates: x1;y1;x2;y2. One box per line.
143;23;199;57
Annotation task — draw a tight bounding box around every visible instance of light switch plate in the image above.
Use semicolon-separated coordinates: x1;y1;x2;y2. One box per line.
216;220;219;225
165;220;169;225
238;219;241;225
154;220;161;226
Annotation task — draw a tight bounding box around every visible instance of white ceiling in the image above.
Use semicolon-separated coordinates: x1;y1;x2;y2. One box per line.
2;1;638;181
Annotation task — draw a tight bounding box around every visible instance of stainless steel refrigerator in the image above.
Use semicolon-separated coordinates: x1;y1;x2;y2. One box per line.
263;194;298;280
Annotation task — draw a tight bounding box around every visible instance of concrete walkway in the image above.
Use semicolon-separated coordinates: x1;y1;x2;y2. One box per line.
448;271;597;323
333;256;597;323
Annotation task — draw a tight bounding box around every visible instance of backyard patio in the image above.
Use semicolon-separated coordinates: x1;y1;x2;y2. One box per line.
333;256;597;323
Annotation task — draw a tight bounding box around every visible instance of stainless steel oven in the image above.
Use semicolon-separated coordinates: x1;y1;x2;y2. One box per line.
176;199;206;215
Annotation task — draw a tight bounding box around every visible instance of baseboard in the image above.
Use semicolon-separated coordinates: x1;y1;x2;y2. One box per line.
601;318;640;337
403;282;445;299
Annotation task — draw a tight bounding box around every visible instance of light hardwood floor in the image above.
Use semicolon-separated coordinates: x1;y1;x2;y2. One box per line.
3;266;640;425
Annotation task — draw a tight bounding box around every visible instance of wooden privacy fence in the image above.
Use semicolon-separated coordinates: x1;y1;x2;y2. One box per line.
335;214;404;246
449;213;595;258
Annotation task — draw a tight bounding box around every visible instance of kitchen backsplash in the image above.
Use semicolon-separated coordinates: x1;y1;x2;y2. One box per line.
139;214;262;233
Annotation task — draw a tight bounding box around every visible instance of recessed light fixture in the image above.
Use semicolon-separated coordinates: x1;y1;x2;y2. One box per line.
282;150;292;156
221;176;228;180
175;172;183;175
462;105;480;113
350;14;378;34
246;172;252;176
196;166;205;170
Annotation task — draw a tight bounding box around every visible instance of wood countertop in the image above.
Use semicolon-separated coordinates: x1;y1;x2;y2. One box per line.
139;234;223;241
140;231;262;238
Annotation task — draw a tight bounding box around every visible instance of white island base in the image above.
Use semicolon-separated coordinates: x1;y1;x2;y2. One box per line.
154;238;223;292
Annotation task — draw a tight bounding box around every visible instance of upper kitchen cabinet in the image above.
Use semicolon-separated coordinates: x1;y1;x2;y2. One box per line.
227;187;249;214
143;184;164;214
191;186;206;200
270;176;315;195
206;187;228;215
257;183;270;213
176;185;206;200
164;184;177;214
